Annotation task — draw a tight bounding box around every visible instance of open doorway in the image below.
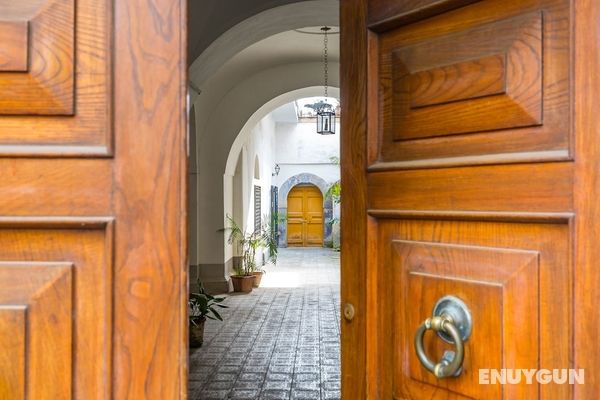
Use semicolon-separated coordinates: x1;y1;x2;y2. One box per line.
187;2;341;398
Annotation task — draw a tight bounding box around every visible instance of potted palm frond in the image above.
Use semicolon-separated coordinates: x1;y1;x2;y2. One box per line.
225;215;278;291
189;281;228;347
326;157;342;251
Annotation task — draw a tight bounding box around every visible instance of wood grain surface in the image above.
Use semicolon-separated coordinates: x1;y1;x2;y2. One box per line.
113;0;188;398
371;0;571;167
0;0;187;399
342;0;594;398
0;0;112;155
0;21;29;71
341;0;369;397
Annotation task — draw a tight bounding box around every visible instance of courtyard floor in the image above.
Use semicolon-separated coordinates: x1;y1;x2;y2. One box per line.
189;247;341;400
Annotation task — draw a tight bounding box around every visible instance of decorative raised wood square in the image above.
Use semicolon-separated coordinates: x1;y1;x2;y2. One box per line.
371;212;572;398
0;306;26;399
371;2;572;168
0;21;29;72
393;240;540;399
0;0;113;156
391;12;542;141
407;54;506;109
0;0;74;115
0;219;113;399
0;262;73;399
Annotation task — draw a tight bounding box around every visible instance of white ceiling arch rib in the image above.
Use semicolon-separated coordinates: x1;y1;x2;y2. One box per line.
224;86;340;177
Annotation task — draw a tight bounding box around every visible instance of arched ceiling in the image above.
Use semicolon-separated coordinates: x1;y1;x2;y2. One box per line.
187;0;308;65
188;0;339;88
200;28;339;94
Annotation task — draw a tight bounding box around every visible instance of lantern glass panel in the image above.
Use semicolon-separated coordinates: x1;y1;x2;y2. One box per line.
317;111;335;135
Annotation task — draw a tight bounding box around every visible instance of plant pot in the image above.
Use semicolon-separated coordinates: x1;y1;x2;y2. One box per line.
231;275;254;293
189;318;206;348
251;271;264;288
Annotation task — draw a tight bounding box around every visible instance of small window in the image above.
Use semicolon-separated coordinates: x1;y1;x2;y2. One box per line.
254;185;261;232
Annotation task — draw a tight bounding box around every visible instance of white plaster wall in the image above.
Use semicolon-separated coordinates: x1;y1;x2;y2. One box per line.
274;122;340;164
242;116;276;236
273;121;341;189
224;115;277;273
232;152;244;256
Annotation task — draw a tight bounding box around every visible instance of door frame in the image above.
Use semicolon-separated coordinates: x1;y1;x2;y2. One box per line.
286;184;325;247
340;0;369;396
277;173;333;247
112;0;188;397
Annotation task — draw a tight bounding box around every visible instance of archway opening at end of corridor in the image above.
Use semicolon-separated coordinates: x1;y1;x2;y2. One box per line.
225;96;342;291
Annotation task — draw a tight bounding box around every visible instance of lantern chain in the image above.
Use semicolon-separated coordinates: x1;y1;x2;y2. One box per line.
322;26;329;99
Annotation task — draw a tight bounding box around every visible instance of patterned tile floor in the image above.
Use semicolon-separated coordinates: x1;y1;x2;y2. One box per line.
189;248;341;400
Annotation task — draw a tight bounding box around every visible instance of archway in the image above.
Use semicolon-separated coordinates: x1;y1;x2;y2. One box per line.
189;1;339;292
189;2;342;399
278;173;333;247
194;72;339;291
218;86;340;285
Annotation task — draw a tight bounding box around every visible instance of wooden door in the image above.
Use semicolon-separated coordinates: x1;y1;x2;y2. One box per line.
0;1;187;399
287;185;324;247
341;0;599;399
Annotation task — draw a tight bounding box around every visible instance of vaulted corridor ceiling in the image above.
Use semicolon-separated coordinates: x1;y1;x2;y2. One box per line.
188;0;307;65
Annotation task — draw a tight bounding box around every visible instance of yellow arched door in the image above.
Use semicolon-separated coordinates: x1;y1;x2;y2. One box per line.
287;185;323;247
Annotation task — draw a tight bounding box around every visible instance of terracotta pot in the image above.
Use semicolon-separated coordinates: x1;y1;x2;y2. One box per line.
251;271;264;288
231;275;254;293
189;318;205;348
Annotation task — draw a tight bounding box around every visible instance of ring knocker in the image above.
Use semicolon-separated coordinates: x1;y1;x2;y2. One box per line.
414;296;472;378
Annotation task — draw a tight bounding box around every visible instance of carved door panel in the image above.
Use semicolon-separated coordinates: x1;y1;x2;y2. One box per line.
341;0;599;399
287;187;305;246
0;0;187;398
305;186;324;246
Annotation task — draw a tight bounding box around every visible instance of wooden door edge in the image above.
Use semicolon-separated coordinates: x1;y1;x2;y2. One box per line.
340;0;369;397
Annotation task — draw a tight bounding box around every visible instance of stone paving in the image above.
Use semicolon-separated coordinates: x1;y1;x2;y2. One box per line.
189;248;341;400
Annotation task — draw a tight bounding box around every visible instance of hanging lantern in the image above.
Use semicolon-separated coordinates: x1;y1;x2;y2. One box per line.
317;104;336;135
317;26;335;135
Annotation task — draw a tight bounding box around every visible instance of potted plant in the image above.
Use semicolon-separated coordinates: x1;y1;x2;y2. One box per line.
225;215;278;291
189;281;228;347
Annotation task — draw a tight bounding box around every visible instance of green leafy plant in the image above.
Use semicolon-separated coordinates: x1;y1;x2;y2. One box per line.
326;156;341;252
189;280;228;326
224;215;278;276
304;100;334;113
325;182;341;205
326;156;341;206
